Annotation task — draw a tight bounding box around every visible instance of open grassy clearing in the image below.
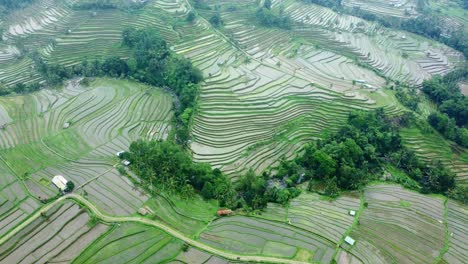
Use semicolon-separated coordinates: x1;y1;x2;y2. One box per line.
0;78;173;215
0;202;109;264
73;222;183;264
347;184;446;263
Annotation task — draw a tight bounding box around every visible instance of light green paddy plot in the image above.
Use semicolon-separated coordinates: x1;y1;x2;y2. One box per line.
400;125;468;186
199;214;337;263
0;78;173;214
143;193;219;236
73;222;183;264
0;77;172;171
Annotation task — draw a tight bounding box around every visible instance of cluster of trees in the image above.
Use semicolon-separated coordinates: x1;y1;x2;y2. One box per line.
192;0;211;10
422;68;468;127
277;110;456;197
0;82;40;95
125;140;235;207
126;110;461;211
71;0;144;10
64;181;75;193
125;140;302;210
122;27;203;144
300;0;342;10
209;13;223;27
0;0;34;12
428;112;468;147
422;68;468;147
395;87;420;112
255;5;291;29
17;27;202;143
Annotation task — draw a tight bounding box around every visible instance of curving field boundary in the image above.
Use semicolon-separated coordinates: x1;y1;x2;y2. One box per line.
0;194;311;264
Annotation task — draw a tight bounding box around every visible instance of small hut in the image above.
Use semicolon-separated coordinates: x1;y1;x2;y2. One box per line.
345;236;355;246
52;175;68;191
217;209;233;216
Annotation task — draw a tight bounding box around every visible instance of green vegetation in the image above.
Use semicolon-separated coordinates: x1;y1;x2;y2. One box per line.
305;0;467;57
0;0;34;13
4;26;202;145
74;223;182;264
255;7;292;29
0;0;467;263
71;0;144;10
125;139;303;210
395;87;421;112
279;109;456;197
422;67;468;147
422;68;468;127
126;140;236;207
65;181;75;193
301;0;342;10
209;13;223;27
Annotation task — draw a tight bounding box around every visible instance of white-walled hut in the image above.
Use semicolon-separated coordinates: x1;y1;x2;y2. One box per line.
345;236;356;246
52;175;68;191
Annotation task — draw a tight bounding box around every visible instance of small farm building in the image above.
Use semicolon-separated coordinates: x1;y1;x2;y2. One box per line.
345;236;355;246
217;209;233;216
116;151;124;157
138;208;149;216
122;160;131;166
349;210;356;216
52;175;68;191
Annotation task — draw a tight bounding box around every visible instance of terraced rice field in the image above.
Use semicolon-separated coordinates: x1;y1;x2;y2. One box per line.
0;0;180;85
73;222;183;264
171;247;237;264
177;0;463;176
259;192;360;244
0;202;109;264
0;161;40;239
200;215;336;262
177;16;400;176
0;0;463;177
343;0;419;18
275;0;462;85
144;194;218;236
0;1;466;263
0;78;173;216
348;184;446;263
444;200;468;263
400;127;468;187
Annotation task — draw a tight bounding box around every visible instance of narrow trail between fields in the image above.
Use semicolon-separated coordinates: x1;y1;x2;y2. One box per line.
0;194;310;264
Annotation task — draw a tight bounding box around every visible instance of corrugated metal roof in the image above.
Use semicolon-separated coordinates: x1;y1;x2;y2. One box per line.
52;175;68;190
345;236;355;246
